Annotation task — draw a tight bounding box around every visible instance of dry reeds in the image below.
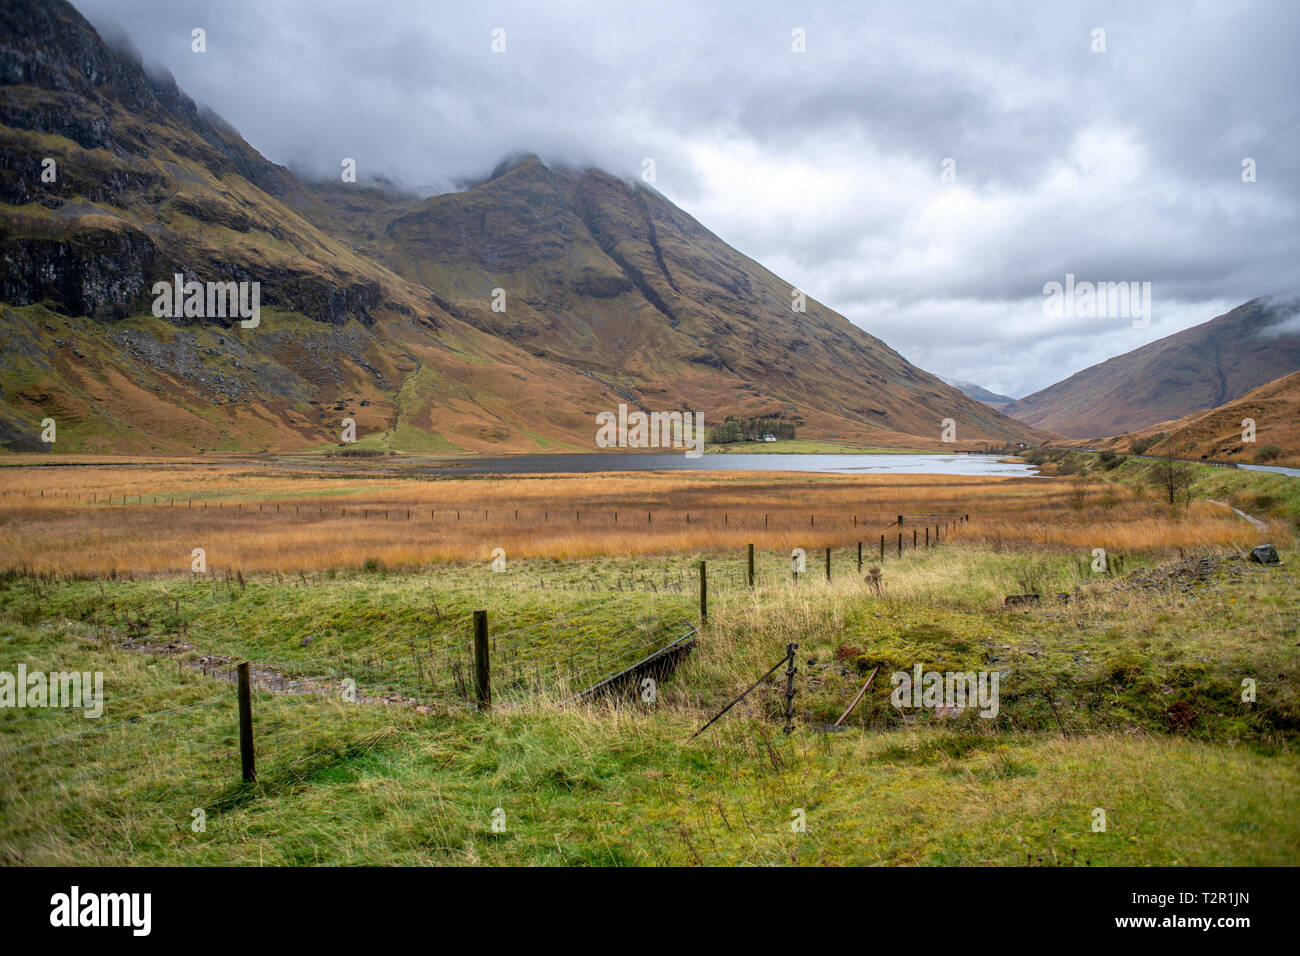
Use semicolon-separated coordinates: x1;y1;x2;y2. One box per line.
0;461;1277;575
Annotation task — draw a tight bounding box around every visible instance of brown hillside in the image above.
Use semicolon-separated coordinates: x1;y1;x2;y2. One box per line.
1000;298;1300;439
1097;370;1300;468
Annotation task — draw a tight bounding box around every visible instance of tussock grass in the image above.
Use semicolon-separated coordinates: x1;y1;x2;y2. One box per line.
2;534;1296;865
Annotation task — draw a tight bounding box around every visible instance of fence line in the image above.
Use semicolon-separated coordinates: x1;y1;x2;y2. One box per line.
2;509;972;799
2;593;697;799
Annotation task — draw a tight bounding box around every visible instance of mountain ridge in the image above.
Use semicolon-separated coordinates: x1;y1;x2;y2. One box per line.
999;297;1300;439
941;378;1015;409
0;0;1047;453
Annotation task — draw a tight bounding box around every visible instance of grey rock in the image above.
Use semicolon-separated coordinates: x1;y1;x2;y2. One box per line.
1249;544;1281;565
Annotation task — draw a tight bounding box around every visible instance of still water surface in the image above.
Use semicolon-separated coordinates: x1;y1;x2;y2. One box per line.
422;453;1043;477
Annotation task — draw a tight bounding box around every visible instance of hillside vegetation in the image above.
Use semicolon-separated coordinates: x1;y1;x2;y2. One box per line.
1091;371;1300;468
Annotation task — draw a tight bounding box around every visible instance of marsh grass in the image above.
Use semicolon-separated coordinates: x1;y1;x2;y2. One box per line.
0;463;1277;575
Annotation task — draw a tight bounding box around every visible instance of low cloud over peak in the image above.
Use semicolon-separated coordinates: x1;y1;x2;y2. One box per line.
75;0;1300;396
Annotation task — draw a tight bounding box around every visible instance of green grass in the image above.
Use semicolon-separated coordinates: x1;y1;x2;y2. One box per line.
1034;448;1300;527
2;542;1297;865
9;712;1299;865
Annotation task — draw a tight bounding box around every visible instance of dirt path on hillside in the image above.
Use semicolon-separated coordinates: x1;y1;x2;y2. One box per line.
1207;499;1267;531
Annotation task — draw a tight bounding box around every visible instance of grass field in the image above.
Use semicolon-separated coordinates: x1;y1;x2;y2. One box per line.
1;456;1297;866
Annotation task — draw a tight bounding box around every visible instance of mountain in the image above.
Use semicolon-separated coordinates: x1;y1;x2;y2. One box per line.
999;297;1300;439
1098;370;1300;467
0;0;1043;454
298;155;1044;445
941;378;1015;410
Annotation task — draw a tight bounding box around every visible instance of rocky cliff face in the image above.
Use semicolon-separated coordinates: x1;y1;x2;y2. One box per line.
0;0;364;325
0;222;155;317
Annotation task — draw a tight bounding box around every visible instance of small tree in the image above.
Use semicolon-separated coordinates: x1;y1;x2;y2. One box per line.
1151;452;1194;506
1068;476;1089;510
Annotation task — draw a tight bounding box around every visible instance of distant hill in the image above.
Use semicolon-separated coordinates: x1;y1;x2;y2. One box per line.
999;297;1300;439
1097;370;1300;468
941;378;1016;410
0;0;1044;453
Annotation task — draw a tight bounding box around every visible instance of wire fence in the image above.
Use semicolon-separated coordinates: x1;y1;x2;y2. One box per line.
0;590;695;810
0;511;970;814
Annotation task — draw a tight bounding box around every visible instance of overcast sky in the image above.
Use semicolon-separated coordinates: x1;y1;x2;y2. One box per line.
76;0;1299;398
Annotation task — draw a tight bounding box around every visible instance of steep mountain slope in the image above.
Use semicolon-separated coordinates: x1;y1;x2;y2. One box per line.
0;0;623;454
1000;297;1300;439
294;155;1041;446
1097;370;1300;467
0;0;1043;454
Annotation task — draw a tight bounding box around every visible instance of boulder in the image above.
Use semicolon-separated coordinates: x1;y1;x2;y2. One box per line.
1248;544;1281;564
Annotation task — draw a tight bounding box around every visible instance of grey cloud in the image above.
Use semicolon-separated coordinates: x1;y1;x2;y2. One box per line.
72;0;1300;395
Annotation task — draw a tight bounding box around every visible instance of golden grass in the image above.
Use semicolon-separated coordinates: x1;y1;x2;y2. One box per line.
0;457;1279;575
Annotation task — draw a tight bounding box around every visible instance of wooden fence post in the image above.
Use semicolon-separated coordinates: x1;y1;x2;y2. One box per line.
747;544;755;589
699;561;708;626
237;662;255;783
783;642;798;734
880;534;885;560
857;542;863;573
473;610;491;712
898;532;903;557
825;547;831;583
